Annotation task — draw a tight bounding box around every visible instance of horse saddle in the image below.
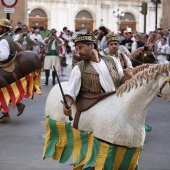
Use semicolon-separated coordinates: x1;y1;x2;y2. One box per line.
0;52;16;73
73;91;115;129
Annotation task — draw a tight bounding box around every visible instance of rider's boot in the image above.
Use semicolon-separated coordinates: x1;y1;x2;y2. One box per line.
16;103;25;116
0;112;10;122
43;70;49;86
52;71;56;85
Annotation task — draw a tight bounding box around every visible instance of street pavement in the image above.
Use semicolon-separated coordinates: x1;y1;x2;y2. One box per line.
0;56;170;170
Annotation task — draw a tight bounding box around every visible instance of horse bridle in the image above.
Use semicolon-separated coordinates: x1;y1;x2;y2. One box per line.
142;52;149;62
130;51;149;65
131;51;156;65
158;72;170;97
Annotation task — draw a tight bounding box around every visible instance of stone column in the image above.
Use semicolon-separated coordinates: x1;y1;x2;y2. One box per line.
161;0;170;28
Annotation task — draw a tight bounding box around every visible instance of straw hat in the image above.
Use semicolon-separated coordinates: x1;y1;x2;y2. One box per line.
0;19;12;28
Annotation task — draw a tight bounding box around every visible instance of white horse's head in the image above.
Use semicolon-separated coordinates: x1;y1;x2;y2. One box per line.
117;62;170;102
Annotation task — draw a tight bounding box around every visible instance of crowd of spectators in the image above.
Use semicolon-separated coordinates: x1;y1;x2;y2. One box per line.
9;21;170;82
93;26;170;63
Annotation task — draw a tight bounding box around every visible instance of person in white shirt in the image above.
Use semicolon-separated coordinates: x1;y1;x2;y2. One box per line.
154;31;164;54
31;29;43;43
31;29;43;55
62;34;131;124
59;27;73;76
0;19;15;61
156;37;169;64
105;33;133;69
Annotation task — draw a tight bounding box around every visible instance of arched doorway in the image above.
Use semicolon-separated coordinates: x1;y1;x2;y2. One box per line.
119;12;136;33
28;8;47;30
75;10;93;33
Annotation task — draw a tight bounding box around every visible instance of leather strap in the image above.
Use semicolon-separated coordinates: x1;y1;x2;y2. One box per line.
0;52;16;67
73;111;81;129
0;52;18;80
159;75;170;96
73;91;115;129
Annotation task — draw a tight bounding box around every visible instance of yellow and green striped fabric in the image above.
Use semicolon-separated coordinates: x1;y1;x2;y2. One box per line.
43;117;141;170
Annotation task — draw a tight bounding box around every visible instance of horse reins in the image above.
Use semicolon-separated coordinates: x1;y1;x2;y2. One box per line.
130;51;157;65
130;57;143;64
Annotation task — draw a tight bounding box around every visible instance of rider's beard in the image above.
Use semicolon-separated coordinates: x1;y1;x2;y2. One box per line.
79;50;92;61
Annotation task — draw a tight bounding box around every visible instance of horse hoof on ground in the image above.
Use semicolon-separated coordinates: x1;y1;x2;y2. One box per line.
17;103;25;116
0;115;10;122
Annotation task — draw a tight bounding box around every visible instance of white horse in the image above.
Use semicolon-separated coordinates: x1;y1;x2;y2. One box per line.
45;62;170;148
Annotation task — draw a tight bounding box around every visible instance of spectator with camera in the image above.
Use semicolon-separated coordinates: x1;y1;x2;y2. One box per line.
43;28;64;86
14;25;37;51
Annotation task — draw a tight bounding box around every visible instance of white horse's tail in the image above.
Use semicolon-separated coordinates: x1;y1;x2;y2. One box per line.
43;117;141;170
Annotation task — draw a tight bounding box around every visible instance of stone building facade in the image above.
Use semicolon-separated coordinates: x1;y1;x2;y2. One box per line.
27;0;163;33
161;0;170;28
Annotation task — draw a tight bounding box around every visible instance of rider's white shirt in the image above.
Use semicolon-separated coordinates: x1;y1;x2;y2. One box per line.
112;53;133;69
64;58;124;102
0;39;9;61
104;48;133;69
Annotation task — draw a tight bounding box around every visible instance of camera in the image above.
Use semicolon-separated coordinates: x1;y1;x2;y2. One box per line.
22;33;27;36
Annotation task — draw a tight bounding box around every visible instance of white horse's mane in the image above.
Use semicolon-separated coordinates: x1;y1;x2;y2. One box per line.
117;62;170;96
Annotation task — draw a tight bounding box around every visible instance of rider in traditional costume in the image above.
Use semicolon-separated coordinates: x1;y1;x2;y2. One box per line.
62;34;131;128
0;19;25;122
105;33;133;69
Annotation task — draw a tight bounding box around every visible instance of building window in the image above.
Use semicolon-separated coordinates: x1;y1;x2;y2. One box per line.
29;8;47;18
120;12;135;21
76;10;92;19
